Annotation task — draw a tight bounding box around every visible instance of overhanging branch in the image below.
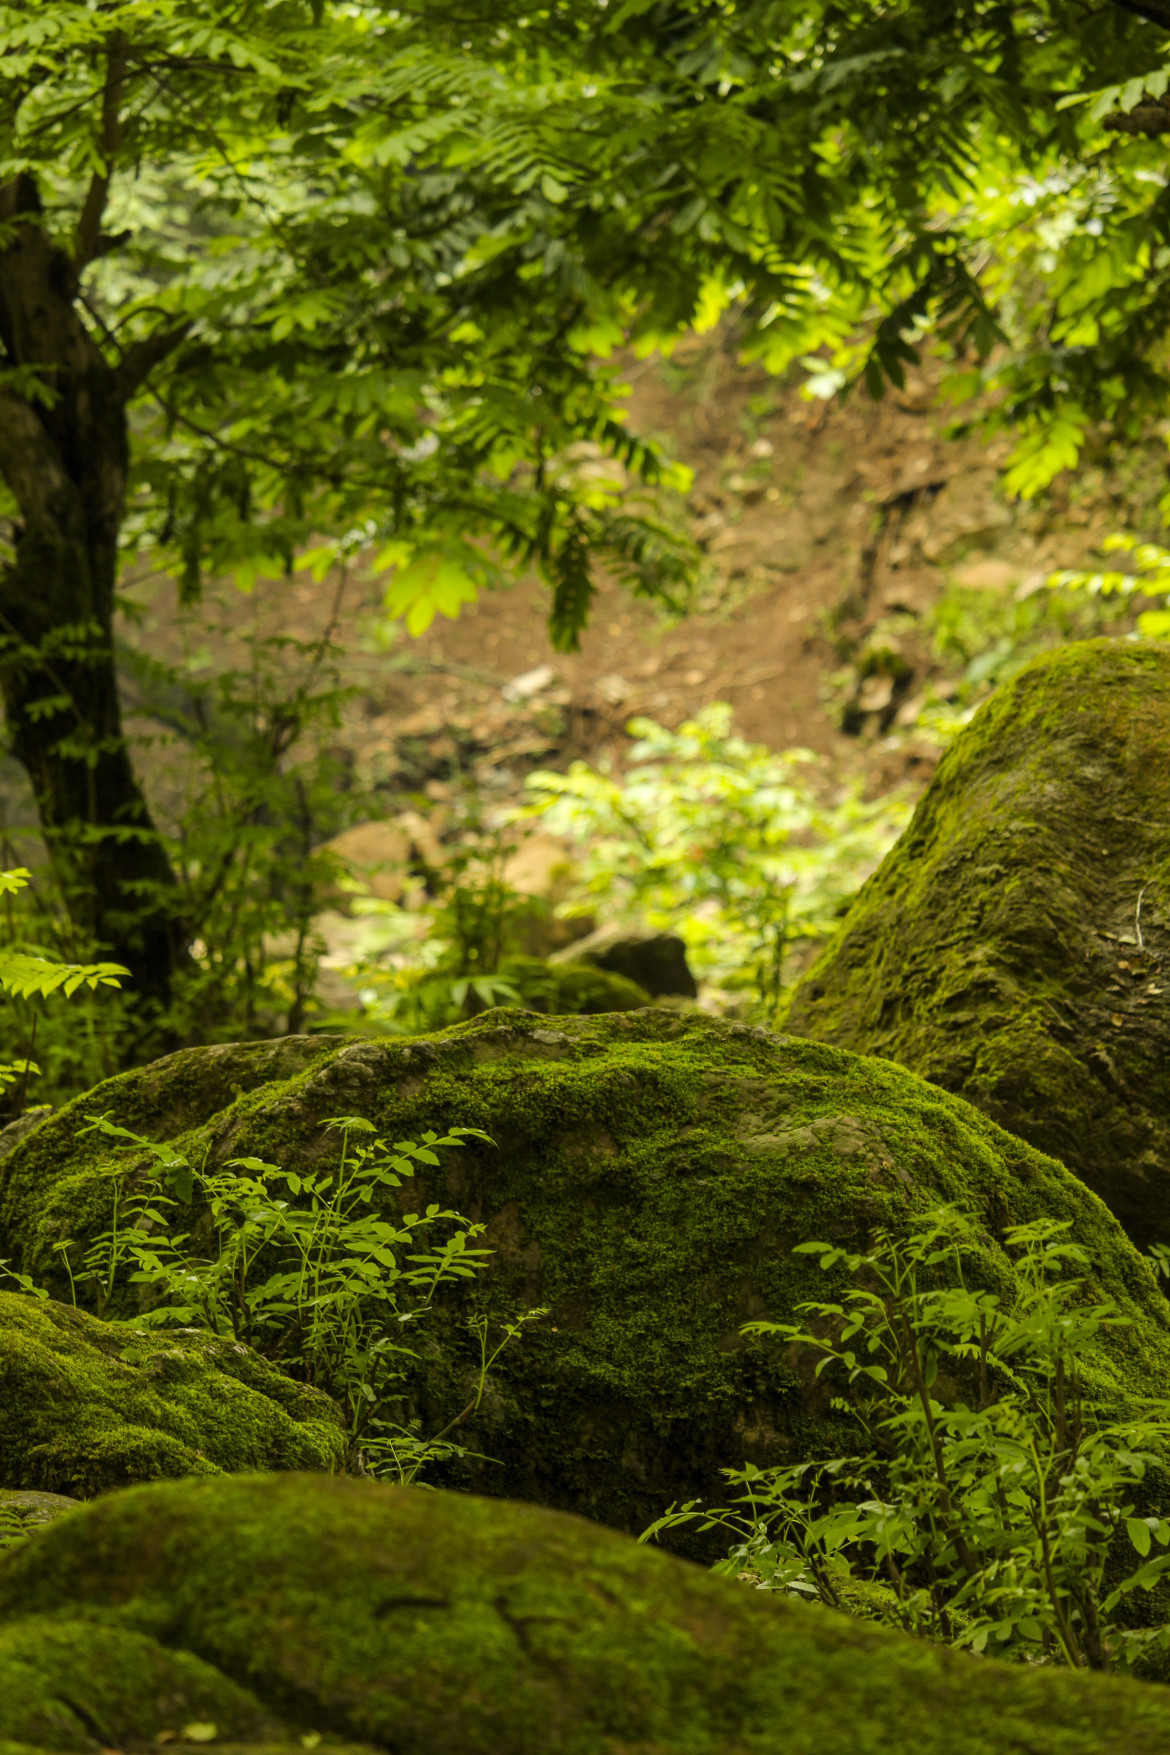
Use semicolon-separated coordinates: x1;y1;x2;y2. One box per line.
1109;0;1170;31
116;321;193;393
74;31;128;271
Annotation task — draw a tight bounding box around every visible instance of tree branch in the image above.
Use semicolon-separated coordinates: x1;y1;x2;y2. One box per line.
74;31;128;271
116;321;194;394
1109;0;1170;30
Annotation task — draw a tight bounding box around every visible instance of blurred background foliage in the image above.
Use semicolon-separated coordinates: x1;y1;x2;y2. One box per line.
7;0;1170;1105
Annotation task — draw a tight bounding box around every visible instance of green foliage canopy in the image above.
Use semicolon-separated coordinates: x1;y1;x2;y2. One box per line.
5;0;1170;650
5;0;1170;1002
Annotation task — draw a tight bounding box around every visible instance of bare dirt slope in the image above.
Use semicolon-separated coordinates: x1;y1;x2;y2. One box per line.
117;328;1165;831
0;327;1157;870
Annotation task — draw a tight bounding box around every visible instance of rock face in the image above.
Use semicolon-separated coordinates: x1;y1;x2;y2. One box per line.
0;1288;345;1496
785;640;1170;1250
493;954;652;1014
1;1472;1169;1755
3;1008;1166;1547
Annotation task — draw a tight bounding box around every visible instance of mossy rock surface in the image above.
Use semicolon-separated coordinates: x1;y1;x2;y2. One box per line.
0;1289;344;1497
3;1472;1170;1755
0;1490;77;1536
3;1008;1168;1546
786;639;1170;1249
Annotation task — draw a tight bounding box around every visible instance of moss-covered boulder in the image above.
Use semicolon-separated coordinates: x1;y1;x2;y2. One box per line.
0;1289;345;1496
496;954;653;1013
785;640;1170;1249
3;1008;1168;1545
3;1472;1170;1755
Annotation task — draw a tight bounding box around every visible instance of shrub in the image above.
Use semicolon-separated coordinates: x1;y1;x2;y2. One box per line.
523;704;909;1020
12;1113;540;1484
644;1205;1170;1673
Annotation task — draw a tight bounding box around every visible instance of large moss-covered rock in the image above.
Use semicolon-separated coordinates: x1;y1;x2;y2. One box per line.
0;1289;345;1496
2;1008;1168;1545
2;1472;1170;1755
785;639;1170;1249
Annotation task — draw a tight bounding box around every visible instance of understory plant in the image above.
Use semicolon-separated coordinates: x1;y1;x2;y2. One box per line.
0;1504;28;1552
0;595;365;1099
0;865;127;1115
343;827;551;1032
643;1206;1170;1673
21;1113;537;1483
523;704;910;1019
1051;535;1170;638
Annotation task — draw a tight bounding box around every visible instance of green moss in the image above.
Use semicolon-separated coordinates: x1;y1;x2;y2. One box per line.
786;638;1170;1249
0;1616;281;1751
0;1291;345;1497
4;1007;1168;1553
1;1472;1170;1755
501;955;653;1014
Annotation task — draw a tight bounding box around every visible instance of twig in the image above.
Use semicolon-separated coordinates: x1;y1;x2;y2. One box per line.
1137;882;1151;950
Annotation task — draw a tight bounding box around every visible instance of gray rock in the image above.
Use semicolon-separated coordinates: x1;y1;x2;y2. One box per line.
551;925;698;996
0;1487;79;1529
0;1109;50;1161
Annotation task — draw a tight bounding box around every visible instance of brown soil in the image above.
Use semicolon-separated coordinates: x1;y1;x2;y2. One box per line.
2;325;1160;860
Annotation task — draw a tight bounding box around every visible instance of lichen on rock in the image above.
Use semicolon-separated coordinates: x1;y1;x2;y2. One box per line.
1;1471;1170;1755
4;1006;1167;1548
0;1289;345;1498
785;639;1170;1250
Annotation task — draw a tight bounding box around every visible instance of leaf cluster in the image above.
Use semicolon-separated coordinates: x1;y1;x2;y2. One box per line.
8;0;1170;647
8;1108;538;1482
645;1204;1170;1673
522;702;909;1018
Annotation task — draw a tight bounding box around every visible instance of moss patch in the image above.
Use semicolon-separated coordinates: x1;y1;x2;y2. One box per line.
0;1291;345;1497
786;639;1170;1249
3;1008;1168;1549
2;1472;1170;1755
500;955;652;1013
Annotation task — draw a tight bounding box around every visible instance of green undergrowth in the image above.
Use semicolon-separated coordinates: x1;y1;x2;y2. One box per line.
648;1204;1170;1673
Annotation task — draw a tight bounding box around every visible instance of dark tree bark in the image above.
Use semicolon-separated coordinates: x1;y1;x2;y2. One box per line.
0;166;188;1012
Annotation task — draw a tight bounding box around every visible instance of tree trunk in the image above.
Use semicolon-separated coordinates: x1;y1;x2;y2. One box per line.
0;172;188;1014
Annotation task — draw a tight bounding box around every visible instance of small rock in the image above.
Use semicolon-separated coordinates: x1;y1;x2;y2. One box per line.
502;664;556;702
551;926;698;997
856;674;895;714
0;1111;50;1161
0;1487;79;1529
